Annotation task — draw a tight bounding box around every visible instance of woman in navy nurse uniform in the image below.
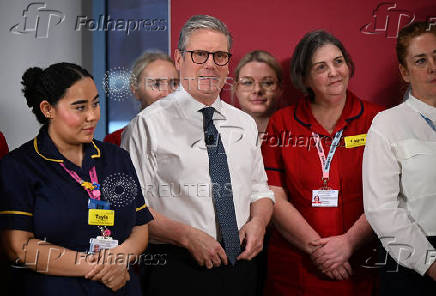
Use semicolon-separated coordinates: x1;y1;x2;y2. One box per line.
0;63;153;295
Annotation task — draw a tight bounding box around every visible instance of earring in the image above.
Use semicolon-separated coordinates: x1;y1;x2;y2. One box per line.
45;113;51;119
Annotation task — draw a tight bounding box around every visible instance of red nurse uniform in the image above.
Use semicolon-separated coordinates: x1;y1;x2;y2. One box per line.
262;91;383;296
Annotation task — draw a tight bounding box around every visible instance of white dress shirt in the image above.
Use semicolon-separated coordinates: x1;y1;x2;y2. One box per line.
121;86;274;243
363;93;436;275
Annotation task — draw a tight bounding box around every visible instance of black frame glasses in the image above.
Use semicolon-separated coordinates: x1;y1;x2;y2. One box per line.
181;50;232;66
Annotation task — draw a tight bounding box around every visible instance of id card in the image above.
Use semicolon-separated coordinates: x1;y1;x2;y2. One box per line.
312;189;338;207
89;236;118;254
88;209;114;226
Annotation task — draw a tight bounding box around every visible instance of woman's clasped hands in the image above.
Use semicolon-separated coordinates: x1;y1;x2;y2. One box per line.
309;234;354;281
84;247;131;292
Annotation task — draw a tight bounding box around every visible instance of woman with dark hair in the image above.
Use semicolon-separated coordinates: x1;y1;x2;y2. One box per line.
262;30;383;295
363;21;436;295
0;63;153;295
233;50;283;134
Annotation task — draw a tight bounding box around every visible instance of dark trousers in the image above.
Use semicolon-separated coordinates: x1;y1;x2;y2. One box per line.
140;244;259;296
377;236;436;295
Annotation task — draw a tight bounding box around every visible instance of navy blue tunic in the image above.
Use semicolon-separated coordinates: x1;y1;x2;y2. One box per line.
0;126;153;295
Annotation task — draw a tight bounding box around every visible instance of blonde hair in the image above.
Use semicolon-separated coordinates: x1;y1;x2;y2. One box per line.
234;50;282;84
130;51;174;88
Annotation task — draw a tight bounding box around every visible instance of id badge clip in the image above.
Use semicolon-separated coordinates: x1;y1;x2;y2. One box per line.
88;198;110;210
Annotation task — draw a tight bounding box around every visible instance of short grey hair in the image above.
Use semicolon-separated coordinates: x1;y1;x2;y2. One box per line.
178;15;232;51
130;51;174;87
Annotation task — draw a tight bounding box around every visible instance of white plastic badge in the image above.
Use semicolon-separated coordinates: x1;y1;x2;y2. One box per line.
89;236;118;254
312;189;338;207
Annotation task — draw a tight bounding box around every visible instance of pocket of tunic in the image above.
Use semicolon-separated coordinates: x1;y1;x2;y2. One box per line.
394;139;436;199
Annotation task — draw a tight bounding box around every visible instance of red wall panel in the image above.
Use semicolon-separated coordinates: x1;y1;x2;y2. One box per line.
171;0;436;108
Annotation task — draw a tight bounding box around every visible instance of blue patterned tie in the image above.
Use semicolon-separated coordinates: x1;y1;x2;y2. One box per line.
200;107;241;265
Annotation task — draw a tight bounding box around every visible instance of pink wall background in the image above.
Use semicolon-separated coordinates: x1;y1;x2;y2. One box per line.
170;0;436;108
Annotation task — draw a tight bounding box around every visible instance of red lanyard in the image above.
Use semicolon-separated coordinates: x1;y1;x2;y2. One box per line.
59;163;101;200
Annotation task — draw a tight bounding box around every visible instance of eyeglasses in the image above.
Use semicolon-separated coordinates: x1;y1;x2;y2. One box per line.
181;50;232;66
238;77;278;91
144;78;180;90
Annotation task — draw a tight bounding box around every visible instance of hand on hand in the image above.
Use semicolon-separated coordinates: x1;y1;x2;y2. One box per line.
85;249;130;291
323;262;353;281
310;234;353;272
309;234;354;280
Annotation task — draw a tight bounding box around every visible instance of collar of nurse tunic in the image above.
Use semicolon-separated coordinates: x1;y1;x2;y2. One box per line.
293;90;364;136
35;125;101;173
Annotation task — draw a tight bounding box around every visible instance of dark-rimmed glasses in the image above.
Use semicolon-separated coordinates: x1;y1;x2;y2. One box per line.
181;50;232;66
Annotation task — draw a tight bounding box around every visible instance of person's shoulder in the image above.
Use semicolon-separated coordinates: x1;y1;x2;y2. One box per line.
222;101;254;123
103;128;124;146
360;99;385;114
370;102;407;131
138;90;181;120
0;138;35;167
273;105;295;117
269;105;296;126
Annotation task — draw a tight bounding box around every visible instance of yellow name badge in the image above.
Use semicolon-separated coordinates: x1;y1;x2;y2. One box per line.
344;134;367;148
88;209;114;226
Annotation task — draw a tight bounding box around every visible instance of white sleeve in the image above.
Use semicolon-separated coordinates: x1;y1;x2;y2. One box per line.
121;116;158;205
363;126;435;275
248;120;275;203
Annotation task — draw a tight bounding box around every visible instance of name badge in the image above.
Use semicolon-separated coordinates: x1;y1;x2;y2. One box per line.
312;189;338;207
89;236;118;254
344;134;366;148
88;209;114;226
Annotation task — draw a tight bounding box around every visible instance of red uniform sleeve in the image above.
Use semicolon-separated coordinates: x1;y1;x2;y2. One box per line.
0;132;9;160
103;128;124;147
261;112;287;188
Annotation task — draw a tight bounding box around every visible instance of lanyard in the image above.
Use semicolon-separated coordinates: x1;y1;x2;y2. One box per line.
59;163;101;200
420;114;436;132
312;129;343;187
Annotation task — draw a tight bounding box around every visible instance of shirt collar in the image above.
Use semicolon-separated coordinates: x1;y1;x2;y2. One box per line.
406;92;436;121
177;85;226;120
294;90;364;135
34;125;101;169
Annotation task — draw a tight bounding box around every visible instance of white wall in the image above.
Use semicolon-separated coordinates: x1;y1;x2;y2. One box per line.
0;0;90;150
